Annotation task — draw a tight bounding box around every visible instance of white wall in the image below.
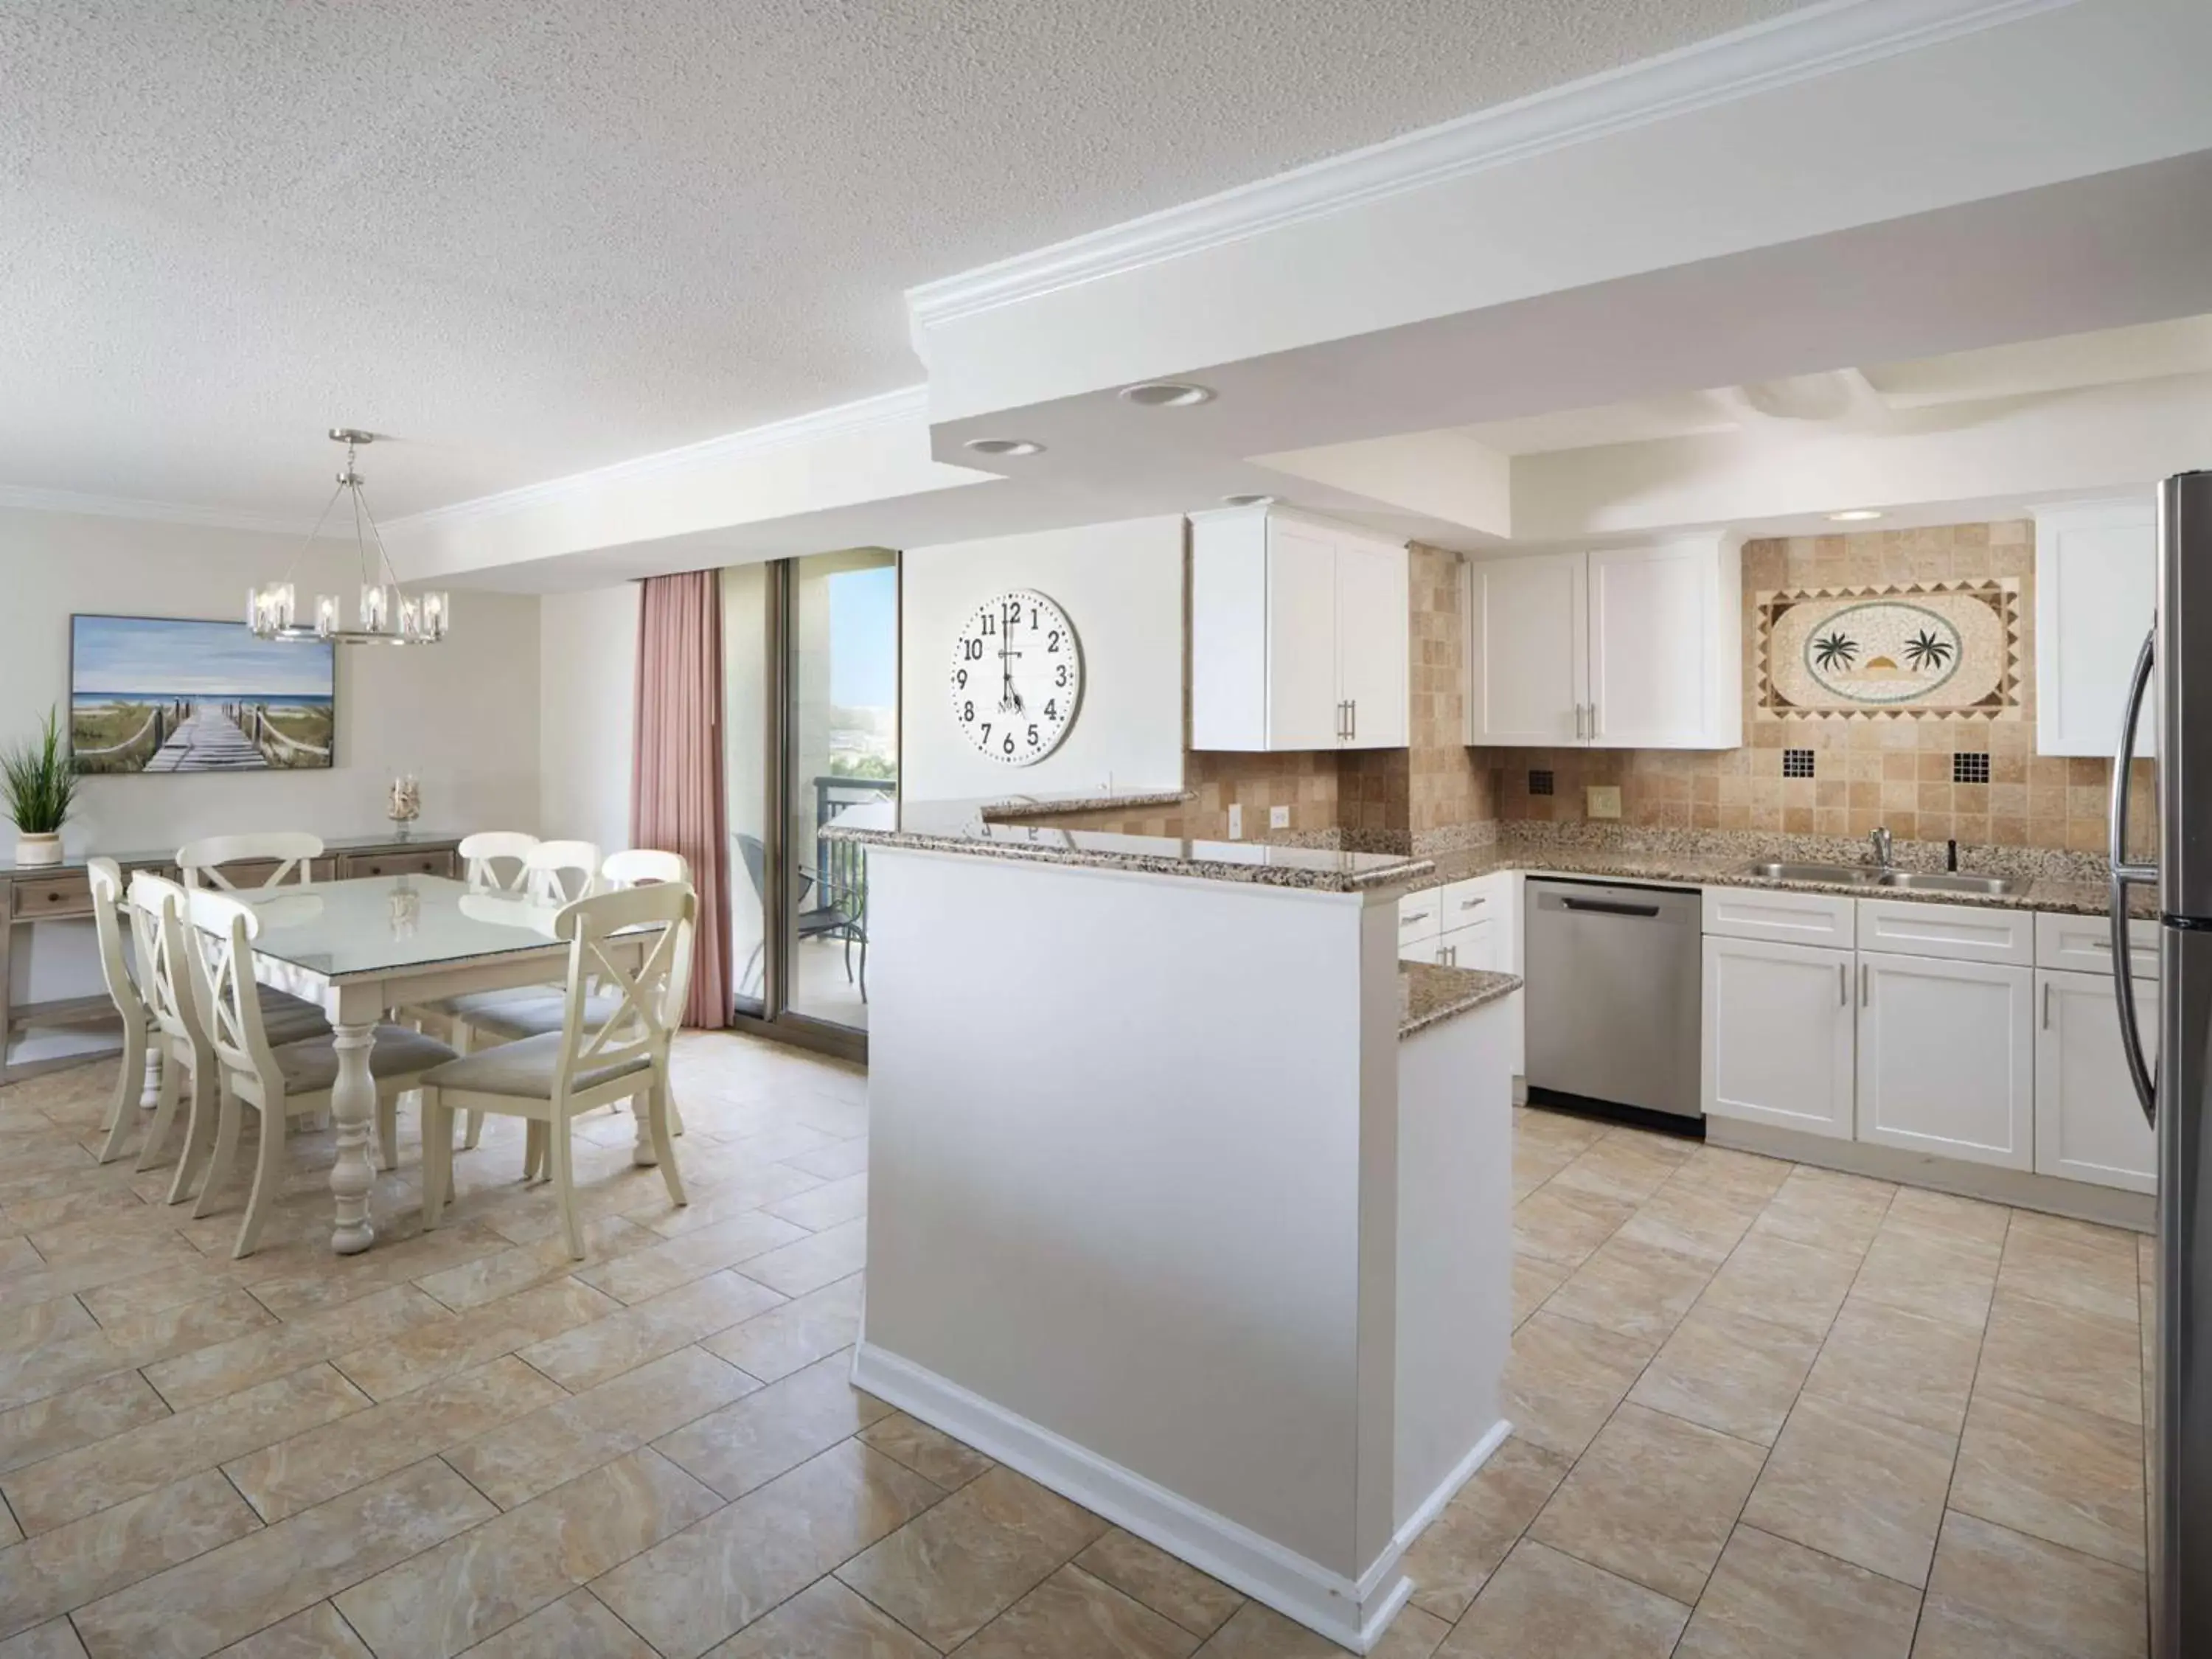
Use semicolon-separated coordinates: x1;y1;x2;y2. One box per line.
0;506;541;1062
0;508;541;852
538;582;639;850
900;515;1185;801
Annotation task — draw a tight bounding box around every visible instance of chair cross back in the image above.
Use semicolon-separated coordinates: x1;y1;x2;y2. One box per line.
176;832;324;891
127;872;203;1047
87;858;147;1020
526;840;602;904
553;883;693;1085
460;831;540;894
178;888;279;1082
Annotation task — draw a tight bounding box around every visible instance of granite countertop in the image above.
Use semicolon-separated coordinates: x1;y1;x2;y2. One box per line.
1399;961;1522;1037
1390;841;2140;919
0;830;463;877
819;796;1433;894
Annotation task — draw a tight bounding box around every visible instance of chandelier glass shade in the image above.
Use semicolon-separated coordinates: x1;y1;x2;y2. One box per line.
248;429;449;646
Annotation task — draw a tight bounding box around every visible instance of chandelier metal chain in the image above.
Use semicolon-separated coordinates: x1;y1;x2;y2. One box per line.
248;428;449;646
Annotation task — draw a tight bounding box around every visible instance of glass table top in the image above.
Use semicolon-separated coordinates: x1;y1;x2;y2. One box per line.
234;875;569;980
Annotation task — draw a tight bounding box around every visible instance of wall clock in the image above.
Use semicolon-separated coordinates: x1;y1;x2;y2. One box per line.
949;589;1082;765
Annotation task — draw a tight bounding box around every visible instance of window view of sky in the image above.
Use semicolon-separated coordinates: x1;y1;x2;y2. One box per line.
829;566;897;709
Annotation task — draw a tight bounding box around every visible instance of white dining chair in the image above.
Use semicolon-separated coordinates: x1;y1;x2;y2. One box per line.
420;882;694;1257
87;859;158;1164
459;830;539;893
177;832;324;890
179;885;457;1259
414;837;600;1152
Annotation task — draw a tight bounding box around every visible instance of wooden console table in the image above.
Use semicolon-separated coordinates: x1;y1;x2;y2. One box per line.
0;832;462;1086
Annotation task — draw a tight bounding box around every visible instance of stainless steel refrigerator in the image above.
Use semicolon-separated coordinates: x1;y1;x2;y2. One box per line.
2112;469;2212;1659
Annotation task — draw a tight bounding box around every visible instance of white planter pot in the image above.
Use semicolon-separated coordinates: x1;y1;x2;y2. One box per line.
13;832;63;868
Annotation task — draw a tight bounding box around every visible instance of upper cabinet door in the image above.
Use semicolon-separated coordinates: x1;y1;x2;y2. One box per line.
2035;500;2157;758
1466;552;1585;747
1263;518;1345;751
1587;541;1739;750
1335;533;1409;749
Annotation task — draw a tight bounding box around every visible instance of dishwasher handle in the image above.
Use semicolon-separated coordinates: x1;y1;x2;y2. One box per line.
1557;897;1663;919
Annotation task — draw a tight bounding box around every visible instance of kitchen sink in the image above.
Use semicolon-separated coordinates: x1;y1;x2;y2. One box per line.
1874;869;2028;897
1737;860;2028;898
1741;861;1882;884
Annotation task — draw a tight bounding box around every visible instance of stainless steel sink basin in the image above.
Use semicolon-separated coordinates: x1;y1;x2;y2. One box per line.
1736;860;2028;898
1874;869;2028;897
1741;861;1882;885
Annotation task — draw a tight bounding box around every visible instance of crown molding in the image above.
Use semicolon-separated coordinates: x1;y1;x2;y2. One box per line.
381;383;932;535
0;483;342;538
905;0;2079;342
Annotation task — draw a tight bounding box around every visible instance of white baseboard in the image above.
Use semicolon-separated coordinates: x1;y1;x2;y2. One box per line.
850;1341;1506;1653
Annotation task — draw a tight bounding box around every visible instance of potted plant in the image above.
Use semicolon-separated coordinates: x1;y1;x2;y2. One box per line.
3;706;78;868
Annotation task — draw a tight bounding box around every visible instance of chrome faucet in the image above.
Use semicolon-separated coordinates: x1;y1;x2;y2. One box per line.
1869;826;1894;869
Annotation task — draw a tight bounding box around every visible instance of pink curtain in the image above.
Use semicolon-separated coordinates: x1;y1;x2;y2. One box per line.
632;571;732;1028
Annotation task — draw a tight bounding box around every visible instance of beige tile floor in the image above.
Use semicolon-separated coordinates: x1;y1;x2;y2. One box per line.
0;1037;2152;1658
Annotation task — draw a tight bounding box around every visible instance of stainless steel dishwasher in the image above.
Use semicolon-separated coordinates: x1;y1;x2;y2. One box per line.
1524;877;1703;1123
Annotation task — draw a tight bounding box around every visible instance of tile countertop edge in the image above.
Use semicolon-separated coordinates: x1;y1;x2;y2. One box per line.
1399;963;1522;1038
1395;848;2140;919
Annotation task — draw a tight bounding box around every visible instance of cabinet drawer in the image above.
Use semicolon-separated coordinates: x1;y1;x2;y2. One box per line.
1398;890;1444;946
1436;917;1496;972
1436;877;1501;932
2037;911;2160;980
1702;886;1856;948
340;851;455;880
9;873;93;919
1855;898;2033;966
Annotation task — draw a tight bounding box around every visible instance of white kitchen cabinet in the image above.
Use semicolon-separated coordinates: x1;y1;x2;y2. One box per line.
2034;499;2157;759
1464;552;1584;746
1856;950;2035;1171
2036;966;2159;1193
1465;535;1740;750
1436;917;1496;971
1398;890;1444;952
1191;506;1408;752
1703;935;1856;1139
1399;935;1444;966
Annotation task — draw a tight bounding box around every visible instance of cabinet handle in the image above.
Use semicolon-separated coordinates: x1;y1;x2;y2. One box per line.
1459;896;1485;911
1573;703;1585;740
2043;981;2053;1030
1839;961;1848;1006
1588;701;1598;737
1349;700;1357;742
1860;962;1871;1007
1402;910;1430;925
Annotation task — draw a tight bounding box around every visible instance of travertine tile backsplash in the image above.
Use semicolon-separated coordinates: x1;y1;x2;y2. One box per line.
1041;520;2146;860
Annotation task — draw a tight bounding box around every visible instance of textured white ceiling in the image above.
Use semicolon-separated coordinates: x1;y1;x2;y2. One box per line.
0;0;1816;518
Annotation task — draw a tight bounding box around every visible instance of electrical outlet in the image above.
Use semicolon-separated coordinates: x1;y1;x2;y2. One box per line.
1586;785;1623;820
1228;803;1243;839
1270;804;1290;829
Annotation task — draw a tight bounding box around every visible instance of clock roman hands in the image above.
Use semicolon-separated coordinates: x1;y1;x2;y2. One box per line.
997;607;1026;715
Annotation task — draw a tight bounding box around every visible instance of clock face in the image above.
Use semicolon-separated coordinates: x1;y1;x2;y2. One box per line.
949;589;1082;765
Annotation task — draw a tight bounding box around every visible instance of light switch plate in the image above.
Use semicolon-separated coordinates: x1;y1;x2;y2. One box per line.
1228;803;1243;838
1270;804;1290;829
1586;785;1623;820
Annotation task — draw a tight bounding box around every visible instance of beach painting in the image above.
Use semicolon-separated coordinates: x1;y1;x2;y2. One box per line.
70;616;336;774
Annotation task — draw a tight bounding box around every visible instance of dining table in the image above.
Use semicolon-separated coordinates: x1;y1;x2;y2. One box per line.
229;873;635;1255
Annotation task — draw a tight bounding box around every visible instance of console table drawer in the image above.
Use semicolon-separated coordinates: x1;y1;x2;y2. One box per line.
10;874;93;919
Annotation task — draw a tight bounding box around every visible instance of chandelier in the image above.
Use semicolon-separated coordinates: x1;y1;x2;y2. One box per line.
248;428;449;645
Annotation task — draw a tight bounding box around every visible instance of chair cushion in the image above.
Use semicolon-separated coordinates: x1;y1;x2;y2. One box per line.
271;1023;460;1094
259;987;331;1046
422;1031;650;1102
459;991;629;1043
413;985;562;1023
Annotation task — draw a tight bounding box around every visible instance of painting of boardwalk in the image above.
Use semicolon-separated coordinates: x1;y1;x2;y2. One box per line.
71;616;335;774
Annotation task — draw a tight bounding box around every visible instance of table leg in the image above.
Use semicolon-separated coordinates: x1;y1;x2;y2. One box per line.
329;1020;379;1255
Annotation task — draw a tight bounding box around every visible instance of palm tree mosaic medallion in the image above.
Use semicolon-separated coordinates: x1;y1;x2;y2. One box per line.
1757;581;2021;719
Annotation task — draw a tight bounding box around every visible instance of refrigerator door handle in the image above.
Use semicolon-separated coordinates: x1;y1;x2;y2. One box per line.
2109;627;2159;1127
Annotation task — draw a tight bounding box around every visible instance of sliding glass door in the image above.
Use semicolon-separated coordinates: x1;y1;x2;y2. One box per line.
723;549;897;1054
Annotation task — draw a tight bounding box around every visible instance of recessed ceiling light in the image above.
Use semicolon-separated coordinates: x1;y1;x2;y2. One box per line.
1827;509;1884;522
1119;382;1215;408
963;437;1045;457
1220;493;1276;508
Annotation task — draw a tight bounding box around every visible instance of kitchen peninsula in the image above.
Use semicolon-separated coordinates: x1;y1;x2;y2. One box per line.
823;797;1521;1652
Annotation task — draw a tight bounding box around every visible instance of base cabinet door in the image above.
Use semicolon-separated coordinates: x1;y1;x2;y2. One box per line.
1436;917;1496;972
1702;936;1855;1138
1399;936;1443;966
1857;950;2034;1169
2035;967;2158;1192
